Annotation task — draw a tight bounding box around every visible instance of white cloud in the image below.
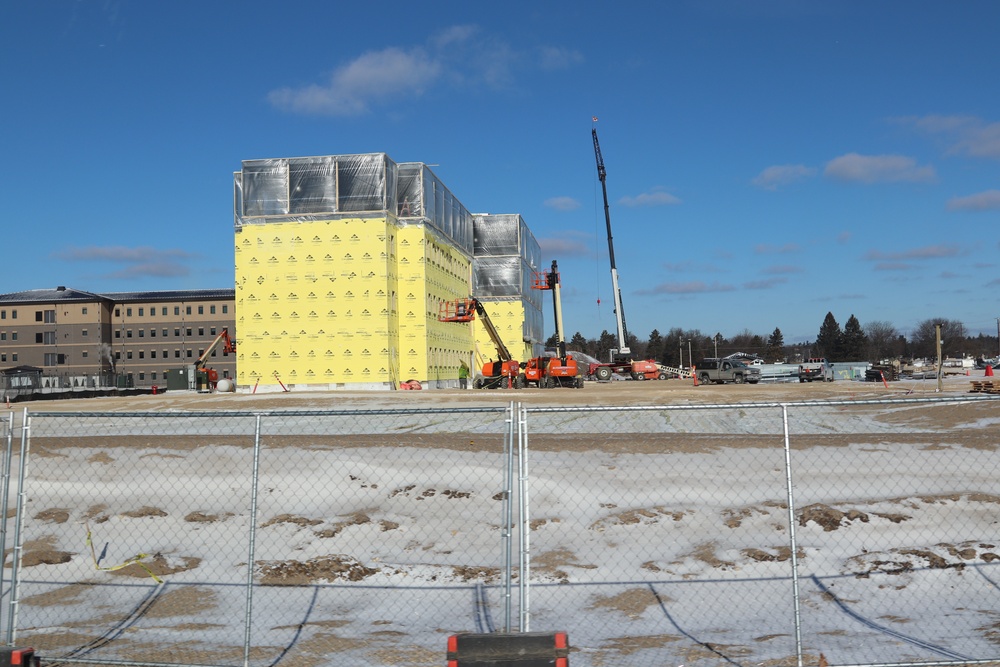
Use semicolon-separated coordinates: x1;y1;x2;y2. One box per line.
618;187;681;207
863;245;962;261
824;153;936;184
538;236;590;257
754;243;801;255
946;189;1000;211
543;196;581;211
268;47;441;116
639;281;736;295
760;264;804;275
744;277;788;290
538;46;584;70
898;114;1000;160
269;26;584;116
751;164;816;190
54;245;195;280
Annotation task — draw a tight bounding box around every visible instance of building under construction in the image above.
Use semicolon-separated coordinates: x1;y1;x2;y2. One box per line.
233;153;542;391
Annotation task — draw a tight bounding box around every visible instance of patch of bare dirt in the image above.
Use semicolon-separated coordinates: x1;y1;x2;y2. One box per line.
675;542;736;571
742;546;803;562
108;554;202;579
798;504;871;531
144;586;218;618
450;565;500;583
122;506;168;519
590;506;689;530
21;583;92;607
13;535;74;568
88;452;114;464
34;507;70;523
846;540;1000;577
588;587;661;620
312;511;371;538
262;513;323;528
257;555;378;585
184;511;233;523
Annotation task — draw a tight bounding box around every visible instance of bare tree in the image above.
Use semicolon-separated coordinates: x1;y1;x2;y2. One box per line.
864;320;898;362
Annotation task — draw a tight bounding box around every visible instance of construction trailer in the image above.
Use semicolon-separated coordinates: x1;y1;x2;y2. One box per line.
233;154;543;391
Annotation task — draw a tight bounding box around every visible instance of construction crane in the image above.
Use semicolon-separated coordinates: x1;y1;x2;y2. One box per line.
593;126;631;360
439;298;524;389
589;126;687;382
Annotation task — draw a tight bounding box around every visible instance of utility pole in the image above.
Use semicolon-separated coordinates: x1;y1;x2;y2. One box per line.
688;339;693;370
936;323;943;393
679;341;684;369
996;317;999;358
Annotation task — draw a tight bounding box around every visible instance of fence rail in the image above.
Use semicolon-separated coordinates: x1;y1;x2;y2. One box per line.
1;396;998;667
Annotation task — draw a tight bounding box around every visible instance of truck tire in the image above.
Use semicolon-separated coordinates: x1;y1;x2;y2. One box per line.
474;378;484;389
514;374;526;389
630;371;640;381
595;366;613;382
657;372;668;380
733;374;744;384
700;373;711;384
574;376;584;388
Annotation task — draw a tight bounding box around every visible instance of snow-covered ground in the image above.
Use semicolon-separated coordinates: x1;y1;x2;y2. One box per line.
3;393;1000;667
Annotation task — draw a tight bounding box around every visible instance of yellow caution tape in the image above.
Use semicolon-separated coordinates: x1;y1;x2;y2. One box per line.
86;521;163;584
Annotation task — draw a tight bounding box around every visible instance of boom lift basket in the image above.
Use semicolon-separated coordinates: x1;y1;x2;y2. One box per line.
439;298;476;323
531;270;556;291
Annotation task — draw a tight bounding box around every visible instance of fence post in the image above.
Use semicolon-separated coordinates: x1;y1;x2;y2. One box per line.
781;404;804;667
518;403;530;633
502;402;516;632
0;410;13;640
6;409;30;645
242;414;263;667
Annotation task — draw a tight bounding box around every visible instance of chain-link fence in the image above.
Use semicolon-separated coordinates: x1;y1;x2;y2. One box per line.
2;396;998;667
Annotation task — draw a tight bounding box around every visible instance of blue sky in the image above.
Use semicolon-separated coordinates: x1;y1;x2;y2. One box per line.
3;1;998;344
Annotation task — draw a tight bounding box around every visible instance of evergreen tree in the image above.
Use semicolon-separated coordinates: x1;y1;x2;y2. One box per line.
765;327;785;362
646;329;664;363
596;330;618;363
841;314;867;360
569;332;588;352
815;312;843;360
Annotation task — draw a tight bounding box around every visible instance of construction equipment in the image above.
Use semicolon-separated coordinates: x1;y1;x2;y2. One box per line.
590;126;666;382
523;261;583;388
439;298;524;389
193;327;237;391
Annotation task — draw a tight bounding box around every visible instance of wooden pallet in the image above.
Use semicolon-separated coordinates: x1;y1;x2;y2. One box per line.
969;380;1000;394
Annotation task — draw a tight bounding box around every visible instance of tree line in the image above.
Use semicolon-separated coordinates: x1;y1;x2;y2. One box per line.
549;312;1000;367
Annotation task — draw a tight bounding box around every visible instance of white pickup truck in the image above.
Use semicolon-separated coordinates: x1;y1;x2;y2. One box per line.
798;357;834;382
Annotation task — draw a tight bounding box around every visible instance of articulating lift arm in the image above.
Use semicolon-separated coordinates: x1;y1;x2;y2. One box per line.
196;327;236;369
592;127;631;357
469;299;514;363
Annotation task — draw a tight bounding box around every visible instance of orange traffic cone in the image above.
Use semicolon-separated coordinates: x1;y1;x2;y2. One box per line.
986;365;994;377
692;366;698;386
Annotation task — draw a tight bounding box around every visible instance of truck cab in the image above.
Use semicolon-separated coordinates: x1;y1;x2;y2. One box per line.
798;358;834;383
696;358;761;385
